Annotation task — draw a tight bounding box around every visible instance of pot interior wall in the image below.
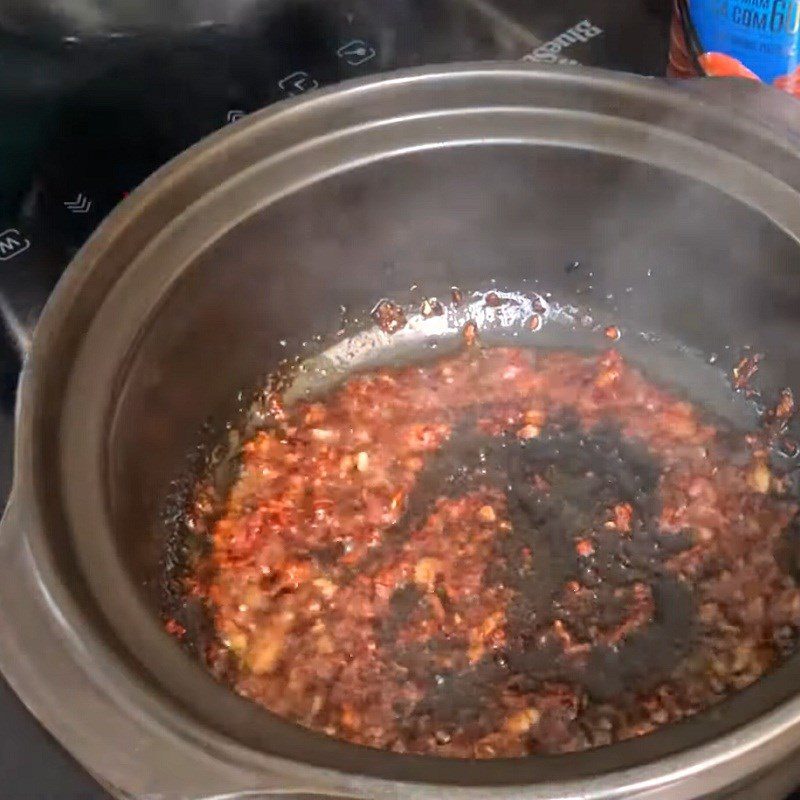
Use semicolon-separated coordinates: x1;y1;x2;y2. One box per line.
107;142;800;605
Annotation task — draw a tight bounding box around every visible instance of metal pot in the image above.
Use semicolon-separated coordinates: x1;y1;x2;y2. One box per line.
3;63;800;800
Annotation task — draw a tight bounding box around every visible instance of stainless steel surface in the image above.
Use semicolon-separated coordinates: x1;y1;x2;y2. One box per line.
2;63;800;799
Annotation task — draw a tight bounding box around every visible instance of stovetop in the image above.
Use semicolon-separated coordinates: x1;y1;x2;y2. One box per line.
0;1;682;796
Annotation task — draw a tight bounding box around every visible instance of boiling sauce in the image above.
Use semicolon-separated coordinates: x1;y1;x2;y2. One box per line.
168;345;800;757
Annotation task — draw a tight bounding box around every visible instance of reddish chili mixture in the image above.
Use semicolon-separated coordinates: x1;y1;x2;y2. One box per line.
172;346;800;757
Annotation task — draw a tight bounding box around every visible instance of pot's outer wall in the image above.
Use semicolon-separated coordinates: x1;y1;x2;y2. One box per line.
3;64;800;799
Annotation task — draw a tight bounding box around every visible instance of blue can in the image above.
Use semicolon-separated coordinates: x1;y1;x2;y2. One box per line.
674;0;800;91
